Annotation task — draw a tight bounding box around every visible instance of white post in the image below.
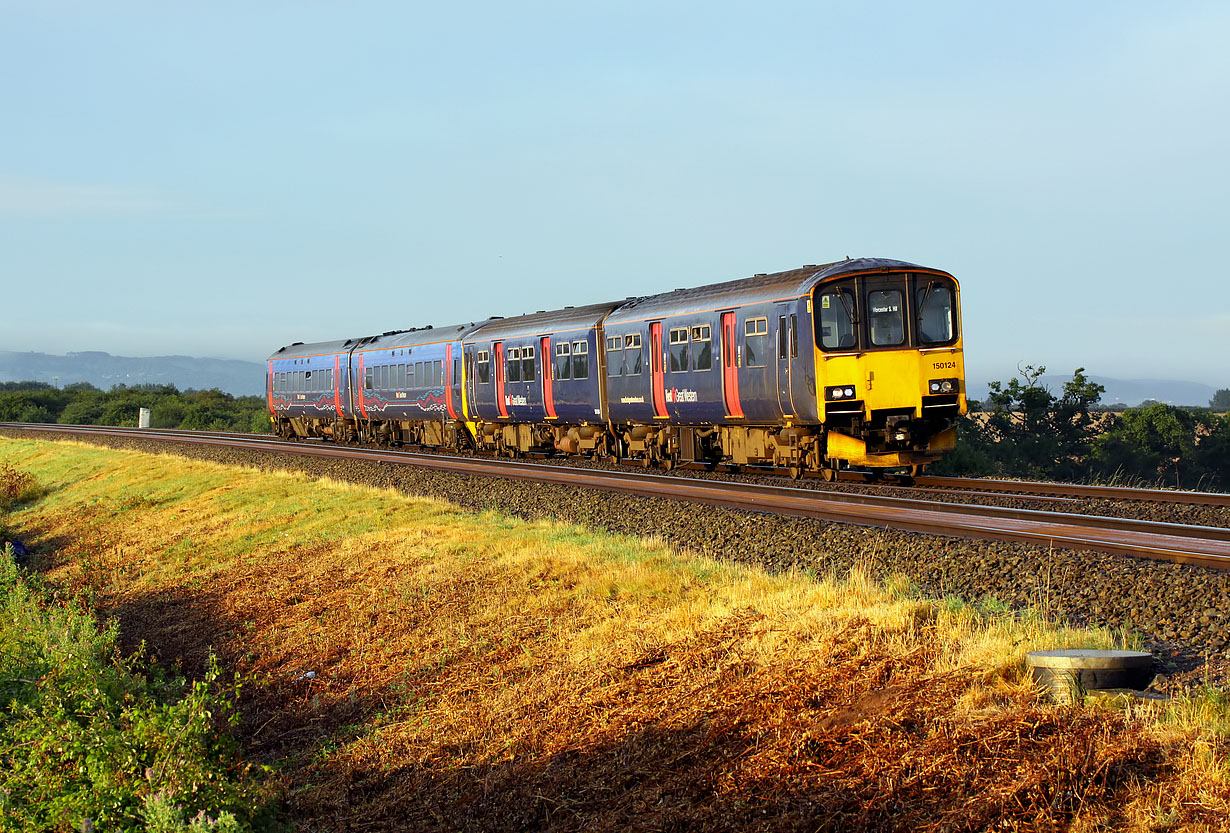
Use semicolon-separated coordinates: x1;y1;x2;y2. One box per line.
138;407;151;428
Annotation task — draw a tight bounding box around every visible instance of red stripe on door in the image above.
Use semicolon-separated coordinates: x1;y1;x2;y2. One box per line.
445;343;458;419
495;342;508;418
357;353;369;419
650;322;667;418
541;336;558;419
333;355;344;417
721;312;744;418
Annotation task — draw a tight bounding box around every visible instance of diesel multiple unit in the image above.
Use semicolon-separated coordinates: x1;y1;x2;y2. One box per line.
267;257;967;477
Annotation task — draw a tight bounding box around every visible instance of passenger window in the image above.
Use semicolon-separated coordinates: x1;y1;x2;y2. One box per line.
669;328;689;372
521;346;535;382
818;287;857;350
433;360;443;386
624;333;642;375
572;340;589;379
415;361;424;386
606;336;623;377
744;317;768;367
477;350;491;384
364;368;373;390
869;289;905;347
555;342;571;380
397;364;406;388
507;348;522;383
917;282;955;344
690;325;712;371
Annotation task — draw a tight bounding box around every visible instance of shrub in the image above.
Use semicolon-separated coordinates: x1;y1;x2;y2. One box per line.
0;464;41;511
0;553;271;832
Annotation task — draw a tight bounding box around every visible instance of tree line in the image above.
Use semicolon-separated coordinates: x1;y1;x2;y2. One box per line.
0;381;271;434
932;367;1230;490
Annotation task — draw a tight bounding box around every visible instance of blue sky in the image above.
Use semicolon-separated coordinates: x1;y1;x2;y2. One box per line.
3;1;1228;389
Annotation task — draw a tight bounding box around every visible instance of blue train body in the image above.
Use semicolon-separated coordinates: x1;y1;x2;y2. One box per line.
268;258;967;476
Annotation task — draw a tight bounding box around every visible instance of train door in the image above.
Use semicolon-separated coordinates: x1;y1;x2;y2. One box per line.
494;341;508;418
649;322;668;418
720;312;744;418
541;336;558;419
775;305;796;417
444;343;459;420
463;345;477;419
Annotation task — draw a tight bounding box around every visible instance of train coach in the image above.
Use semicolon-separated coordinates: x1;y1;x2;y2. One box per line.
268;256;966;477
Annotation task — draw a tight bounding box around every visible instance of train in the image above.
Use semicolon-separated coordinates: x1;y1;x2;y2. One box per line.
266;257;967;479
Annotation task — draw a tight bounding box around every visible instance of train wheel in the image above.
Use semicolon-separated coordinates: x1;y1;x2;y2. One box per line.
788;465;803;480
662;457;675;472
819;467;836;482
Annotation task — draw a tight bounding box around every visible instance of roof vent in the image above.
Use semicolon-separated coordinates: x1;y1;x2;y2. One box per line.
754;273;767;278
489;315;504;320
292;341;304;346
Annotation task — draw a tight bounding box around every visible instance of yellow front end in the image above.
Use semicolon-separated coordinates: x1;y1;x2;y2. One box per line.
811;270;967;470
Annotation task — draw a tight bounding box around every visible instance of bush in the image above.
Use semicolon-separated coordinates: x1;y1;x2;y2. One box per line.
0;464;42;511
0;553;271;832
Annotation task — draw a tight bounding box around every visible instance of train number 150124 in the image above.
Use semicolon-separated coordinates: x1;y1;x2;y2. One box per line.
931;360;959;369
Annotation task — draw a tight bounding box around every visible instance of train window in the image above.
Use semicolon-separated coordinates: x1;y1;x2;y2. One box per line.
778;316;788;359
572;341;589;379
606;336;623;377
453;358;458;387
744;317;768;368
624;333;642;375
433;360;443;386
327;369;334;390
415;361;424;386
397;364;406;389
868;289;905;347
669;328;689;372
555;342;571;380
790;315;798;357
916;282;956;344
364;368;373;390
520;346;535;382
818;286;858;350
691;325;712;371
477;350;491;384
507;348;522;383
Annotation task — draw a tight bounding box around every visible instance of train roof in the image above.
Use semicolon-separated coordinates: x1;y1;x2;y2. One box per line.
604;257;952;325
267;337;353;362
465;301;623;341
269;321;489;361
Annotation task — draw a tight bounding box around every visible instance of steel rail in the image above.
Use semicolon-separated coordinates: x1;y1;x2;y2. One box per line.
907;474;1230;507
5;423;1230;570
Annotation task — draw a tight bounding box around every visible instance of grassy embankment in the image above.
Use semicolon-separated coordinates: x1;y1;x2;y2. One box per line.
2;435;1229;831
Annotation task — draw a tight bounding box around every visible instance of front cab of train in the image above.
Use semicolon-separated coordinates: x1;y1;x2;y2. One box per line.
812;269;966;472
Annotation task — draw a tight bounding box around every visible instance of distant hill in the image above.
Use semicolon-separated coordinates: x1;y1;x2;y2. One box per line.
965;373;1218;408
0;351;265;397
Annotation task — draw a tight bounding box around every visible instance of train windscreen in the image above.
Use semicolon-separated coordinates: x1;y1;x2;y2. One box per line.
815;274;957;351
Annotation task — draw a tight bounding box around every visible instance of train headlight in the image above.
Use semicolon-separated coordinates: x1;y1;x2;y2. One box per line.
928;378;959;395
825;385;859;402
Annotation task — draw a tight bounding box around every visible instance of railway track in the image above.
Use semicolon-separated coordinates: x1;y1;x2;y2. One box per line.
5;422;1230;571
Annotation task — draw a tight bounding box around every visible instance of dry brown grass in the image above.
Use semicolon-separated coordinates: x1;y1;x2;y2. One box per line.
4;436;1229;831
